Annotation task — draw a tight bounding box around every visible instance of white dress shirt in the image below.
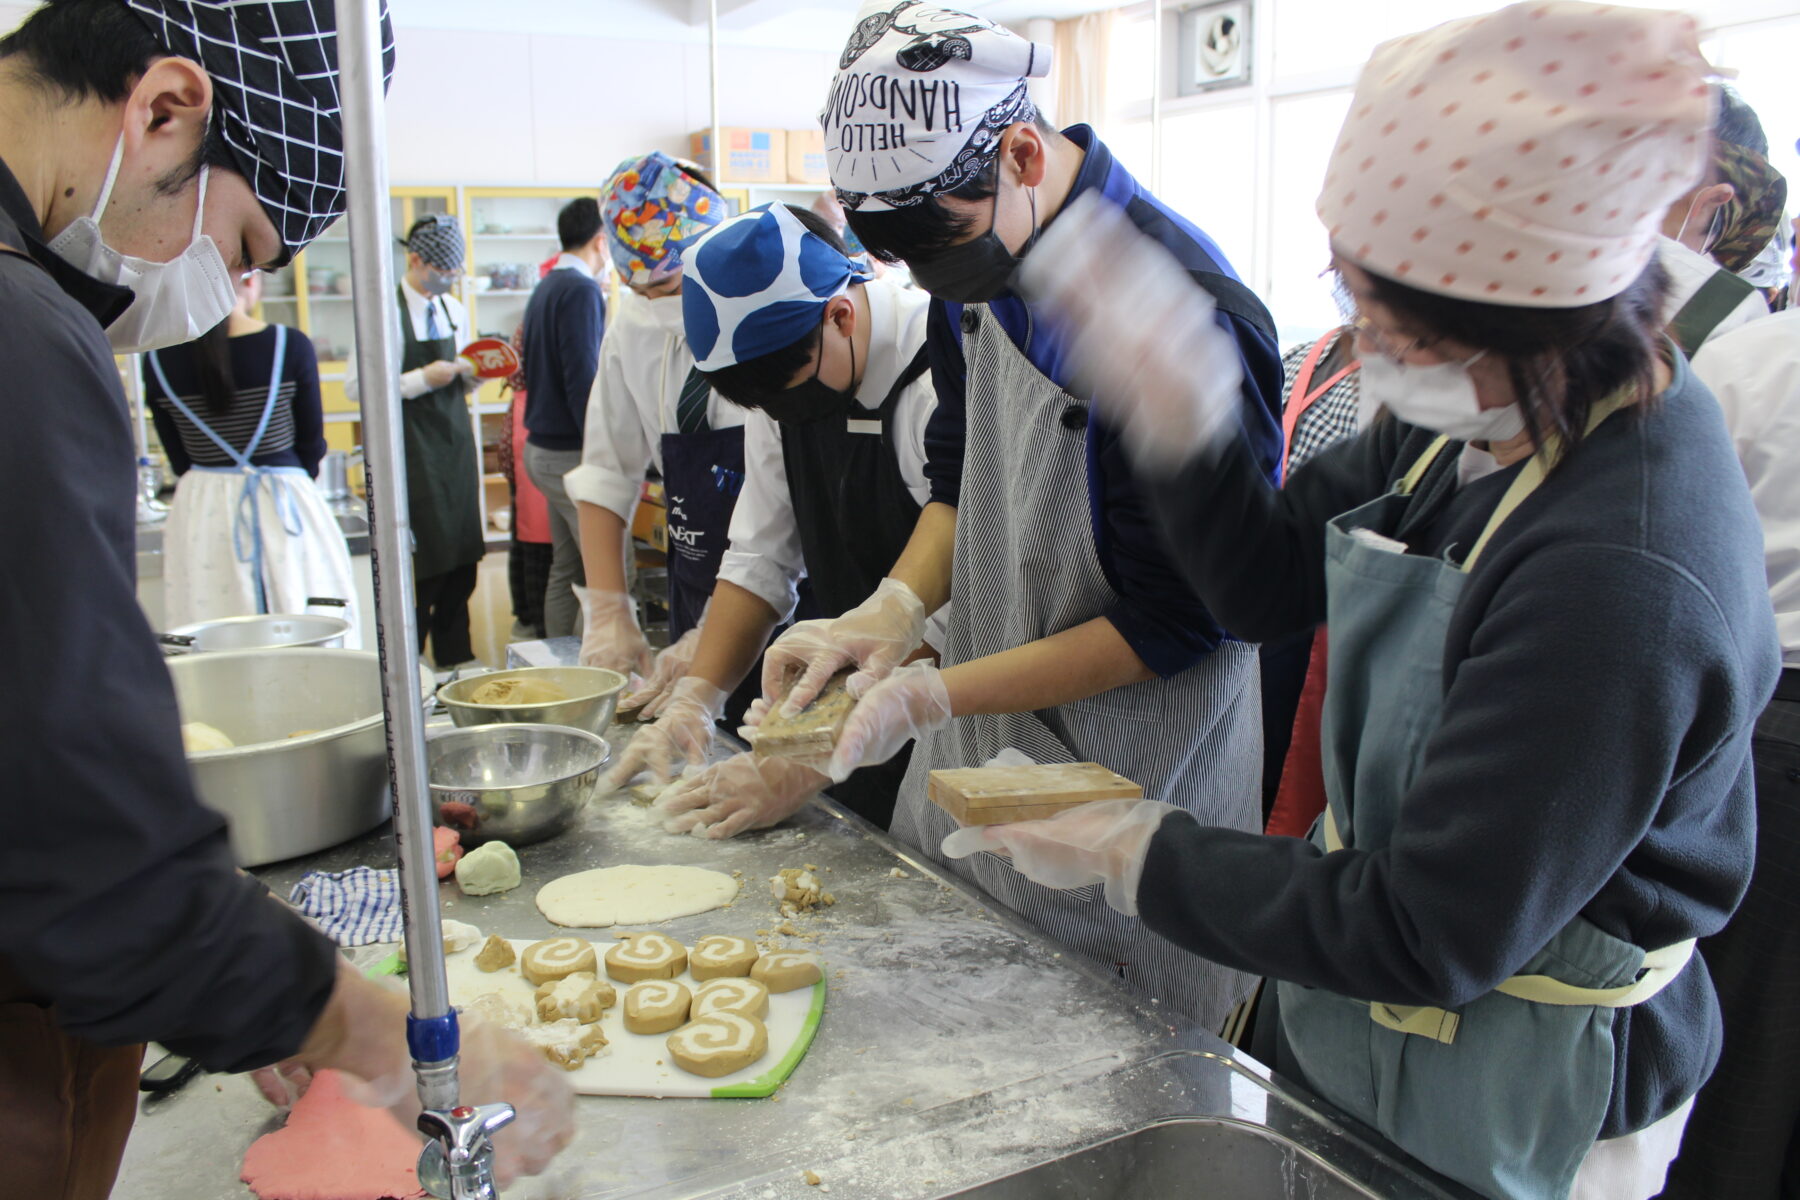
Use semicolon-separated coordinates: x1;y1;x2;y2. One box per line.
1657;236;1769;348
343;276;470;403
1691;308;1800;667
563;288;745;521
717;277;936;620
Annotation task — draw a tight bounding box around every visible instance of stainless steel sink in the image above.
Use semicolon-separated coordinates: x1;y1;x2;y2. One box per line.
948;1118;1382;1199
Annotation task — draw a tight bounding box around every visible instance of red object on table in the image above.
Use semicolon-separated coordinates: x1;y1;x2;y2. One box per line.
459;337;522;380
433;827;463;879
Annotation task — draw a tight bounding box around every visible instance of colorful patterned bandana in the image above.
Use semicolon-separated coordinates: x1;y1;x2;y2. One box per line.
601;153;725;287
682;204;875;372
125;1;396;258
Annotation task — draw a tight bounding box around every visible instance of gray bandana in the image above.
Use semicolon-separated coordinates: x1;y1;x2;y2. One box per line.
405;215;466;272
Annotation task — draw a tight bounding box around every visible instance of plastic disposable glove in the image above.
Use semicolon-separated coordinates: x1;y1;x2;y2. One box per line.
761;578;928;716
602;676;727;789
941;798;1177;917
1015;191;1244;476
574;585;653;678
249;963;575;1184
826;661;952;783
621;624;704;717
655;751;829;840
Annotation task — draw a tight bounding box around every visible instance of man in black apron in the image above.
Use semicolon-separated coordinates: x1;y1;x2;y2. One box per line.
604;203;936;833
381;215;484;666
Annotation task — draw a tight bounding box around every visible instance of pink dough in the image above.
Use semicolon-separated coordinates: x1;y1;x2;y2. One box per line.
434;827;463;879
241;1070;427;1200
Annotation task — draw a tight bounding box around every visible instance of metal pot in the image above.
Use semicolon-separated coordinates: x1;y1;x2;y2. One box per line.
428;723;610;846
163;601;351;654
437;666;627;736
165;648;432;866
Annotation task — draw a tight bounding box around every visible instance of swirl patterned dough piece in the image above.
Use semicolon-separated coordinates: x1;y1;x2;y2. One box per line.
520;936;597;986
691;977;770;1021
667;1011;769;1078
604;931;688;983
751;950;823;993
623;980;692;1035
689;934;758;981
535;972;616;1024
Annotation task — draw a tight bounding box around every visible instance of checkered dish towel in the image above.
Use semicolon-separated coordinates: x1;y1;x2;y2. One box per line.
289;867;404;946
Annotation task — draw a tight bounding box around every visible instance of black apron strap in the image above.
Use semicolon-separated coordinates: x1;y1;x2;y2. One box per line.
1669;269;1757;356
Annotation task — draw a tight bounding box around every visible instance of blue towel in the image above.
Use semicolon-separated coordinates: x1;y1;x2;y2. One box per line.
289;867;404;946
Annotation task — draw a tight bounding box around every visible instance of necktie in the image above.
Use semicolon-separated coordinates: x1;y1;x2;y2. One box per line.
425;299;445;340
676;367;711;436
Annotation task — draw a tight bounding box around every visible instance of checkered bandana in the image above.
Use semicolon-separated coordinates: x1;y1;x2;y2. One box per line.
406;214;466;271
124;1;396;258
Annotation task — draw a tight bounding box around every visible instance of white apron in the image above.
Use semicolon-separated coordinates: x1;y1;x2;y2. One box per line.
149;327;362;646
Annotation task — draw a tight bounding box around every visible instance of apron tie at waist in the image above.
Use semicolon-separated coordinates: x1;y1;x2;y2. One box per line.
1325;808;1695;1044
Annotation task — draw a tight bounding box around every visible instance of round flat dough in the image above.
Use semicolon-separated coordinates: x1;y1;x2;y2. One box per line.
667;1011;768;1078
751;950;822;993
536;864;739;928
604;932;687;983
520;936;597;986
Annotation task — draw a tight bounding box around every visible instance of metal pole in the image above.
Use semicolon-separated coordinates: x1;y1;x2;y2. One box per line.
333;0;457;1111
708;0;722;182
1150;0;1164;195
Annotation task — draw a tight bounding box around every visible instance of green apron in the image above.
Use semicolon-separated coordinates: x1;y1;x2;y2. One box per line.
1276;400;1696;1200
397;286;484;581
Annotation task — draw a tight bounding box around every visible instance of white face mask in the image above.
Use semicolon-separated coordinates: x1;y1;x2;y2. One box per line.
49;133;236;353
1358;349;1525;444
643;290;686;333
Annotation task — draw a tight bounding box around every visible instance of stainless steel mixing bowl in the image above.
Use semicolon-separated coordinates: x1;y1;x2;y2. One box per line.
167;648;433;866
437;666;627;736
427;723;610;846
163;612;351;652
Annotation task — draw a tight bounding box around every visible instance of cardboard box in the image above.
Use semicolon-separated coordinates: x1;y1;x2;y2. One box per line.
786;129;828;185
690;127;787;184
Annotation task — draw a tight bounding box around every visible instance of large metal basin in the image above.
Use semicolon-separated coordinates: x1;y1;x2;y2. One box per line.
948;1118;1383;1199
163;611;350;652
166;648;430;866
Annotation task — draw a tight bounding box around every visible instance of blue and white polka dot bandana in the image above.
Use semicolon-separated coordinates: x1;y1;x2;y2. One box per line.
682;204;874;372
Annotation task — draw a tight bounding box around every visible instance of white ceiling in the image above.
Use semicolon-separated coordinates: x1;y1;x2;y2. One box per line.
387;0;1122;49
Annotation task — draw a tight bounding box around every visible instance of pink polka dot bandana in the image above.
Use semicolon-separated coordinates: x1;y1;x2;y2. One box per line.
1316;1;1713;307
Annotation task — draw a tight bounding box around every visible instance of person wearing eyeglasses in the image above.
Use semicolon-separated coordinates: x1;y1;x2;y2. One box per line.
346;212;484;669
984;7;1776;1198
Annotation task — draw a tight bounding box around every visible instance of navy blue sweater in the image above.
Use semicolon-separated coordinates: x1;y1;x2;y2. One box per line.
1135;353;1777;1138
522;263;605;451
923;125;1284;679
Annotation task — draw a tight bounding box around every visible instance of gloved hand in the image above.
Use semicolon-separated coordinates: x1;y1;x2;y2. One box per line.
655;751;828;840
761;578;928;717
1015;192;1244;476
621;625;704;718
249;962;576;1184
941;798;1177;916
603;677;727;789
574;585;654;678
826;661;951;783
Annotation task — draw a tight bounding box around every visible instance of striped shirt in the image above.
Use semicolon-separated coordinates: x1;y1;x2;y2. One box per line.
144;325;326;477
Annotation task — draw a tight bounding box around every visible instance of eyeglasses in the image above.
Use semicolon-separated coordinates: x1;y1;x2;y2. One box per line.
1351;316;1444;362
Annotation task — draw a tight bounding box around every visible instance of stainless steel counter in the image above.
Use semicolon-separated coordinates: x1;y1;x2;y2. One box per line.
115;718;1473;1200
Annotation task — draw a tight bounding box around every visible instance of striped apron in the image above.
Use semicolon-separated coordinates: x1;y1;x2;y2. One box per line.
890;305;1262;1029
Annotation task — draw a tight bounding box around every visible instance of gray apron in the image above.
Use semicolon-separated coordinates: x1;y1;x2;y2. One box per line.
1277;415;1696;1200
890;306;1262;1029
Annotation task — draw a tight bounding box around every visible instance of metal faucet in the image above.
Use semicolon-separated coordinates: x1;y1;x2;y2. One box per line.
416;1101;517;1200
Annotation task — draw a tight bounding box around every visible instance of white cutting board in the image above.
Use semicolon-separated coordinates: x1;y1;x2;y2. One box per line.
442;939;825;1098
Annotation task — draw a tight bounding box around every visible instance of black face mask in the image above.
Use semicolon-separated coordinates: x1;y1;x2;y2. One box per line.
758;325;858;425
906;184;1039;304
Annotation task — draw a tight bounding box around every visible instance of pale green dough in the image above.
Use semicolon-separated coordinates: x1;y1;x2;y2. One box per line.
456;841;521;896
